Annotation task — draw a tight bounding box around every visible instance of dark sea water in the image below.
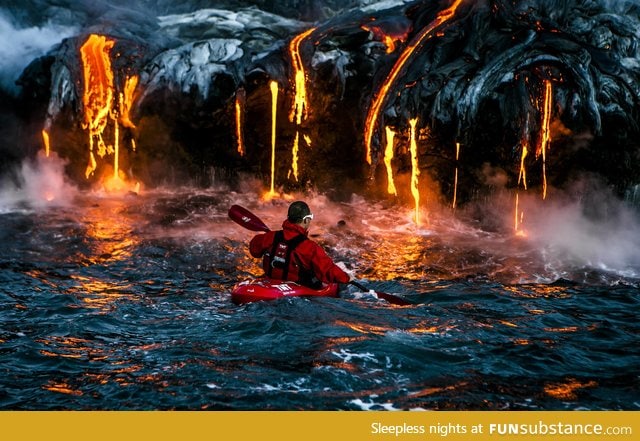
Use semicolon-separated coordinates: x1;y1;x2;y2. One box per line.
0;183;639;410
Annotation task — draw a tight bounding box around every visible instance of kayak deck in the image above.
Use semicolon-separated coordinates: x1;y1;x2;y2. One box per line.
231;277;339;304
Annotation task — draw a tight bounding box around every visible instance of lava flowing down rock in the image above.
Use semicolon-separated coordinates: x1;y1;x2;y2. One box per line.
5;0;640;203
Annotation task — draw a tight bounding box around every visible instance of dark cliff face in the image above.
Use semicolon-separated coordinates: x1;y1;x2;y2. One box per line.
4;0;640;202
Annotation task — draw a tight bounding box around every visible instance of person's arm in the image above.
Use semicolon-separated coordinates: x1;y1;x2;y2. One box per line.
249;232;270;258
307;242;351;284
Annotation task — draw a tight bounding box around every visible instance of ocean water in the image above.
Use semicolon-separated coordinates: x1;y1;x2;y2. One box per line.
0;185;638;410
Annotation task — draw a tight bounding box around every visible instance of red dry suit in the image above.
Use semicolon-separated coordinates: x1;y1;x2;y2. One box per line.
249;219;349;287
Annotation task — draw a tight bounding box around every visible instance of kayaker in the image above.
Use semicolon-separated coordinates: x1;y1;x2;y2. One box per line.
249;201;352;288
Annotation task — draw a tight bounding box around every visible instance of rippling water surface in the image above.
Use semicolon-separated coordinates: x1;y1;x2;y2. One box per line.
0;187;638;410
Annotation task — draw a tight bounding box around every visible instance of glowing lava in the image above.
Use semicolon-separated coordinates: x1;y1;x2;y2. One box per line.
514;192;526;237
42;129;50;157
452;142;460;209
364;0;464;165
538;80;553;199
514;141;529;236
383;126;397;196
235;90;245;156
518;143;529;190
268;80;279;198
119;75;138;130
80;34;115;179
288;27;315;182
290;132;300;182
409;118;420;226
289;27;315;125
79;34;140;193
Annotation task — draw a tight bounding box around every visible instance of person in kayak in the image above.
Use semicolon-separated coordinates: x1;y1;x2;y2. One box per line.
249;201;351;288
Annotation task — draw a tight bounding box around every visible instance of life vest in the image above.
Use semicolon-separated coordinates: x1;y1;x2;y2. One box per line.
263;230;307;282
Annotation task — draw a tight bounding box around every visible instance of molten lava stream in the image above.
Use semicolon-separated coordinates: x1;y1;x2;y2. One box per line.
80;34;115;179
452;142;460;209
384;126;397;196
409;118;421;226
266;80;279;200
539;80;553;200
364;0;464;164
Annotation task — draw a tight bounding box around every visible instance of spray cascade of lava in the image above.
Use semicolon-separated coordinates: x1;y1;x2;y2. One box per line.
538;80;553;199
289;27;315;125
42;130;50;157
514;142;528;236
288;27;316;182
290;132;300;182
119;75;138;130
80;34;115;179
409;118;421;226
514;192;526;237
235;90;245;156
518;143;529;190
78;34;141;193
384;126;397;196
452;142;460;209
363;0;464;165
268;80;279;198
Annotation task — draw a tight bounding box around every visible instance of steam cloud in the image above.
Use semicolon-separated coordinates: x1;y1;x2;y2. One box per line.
0;152;77;212
0;11;77;94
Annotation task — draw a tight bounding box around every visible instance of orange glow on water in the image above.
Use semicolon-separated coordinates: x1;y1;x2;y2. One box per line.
335;320;390;336
383;126;397;195
409;118;421;226
364;0;464;164
43;381;83;396
544;379;597;400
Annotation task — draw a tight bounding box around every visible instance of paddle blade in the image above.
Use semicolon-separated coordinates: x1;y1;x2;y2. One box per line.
228;205;271;232
375;291;411;306
349;280;411;306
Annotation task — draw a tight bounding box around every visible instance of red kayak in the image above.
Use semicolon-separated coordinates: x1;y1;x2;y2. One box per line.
231;277;339;304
